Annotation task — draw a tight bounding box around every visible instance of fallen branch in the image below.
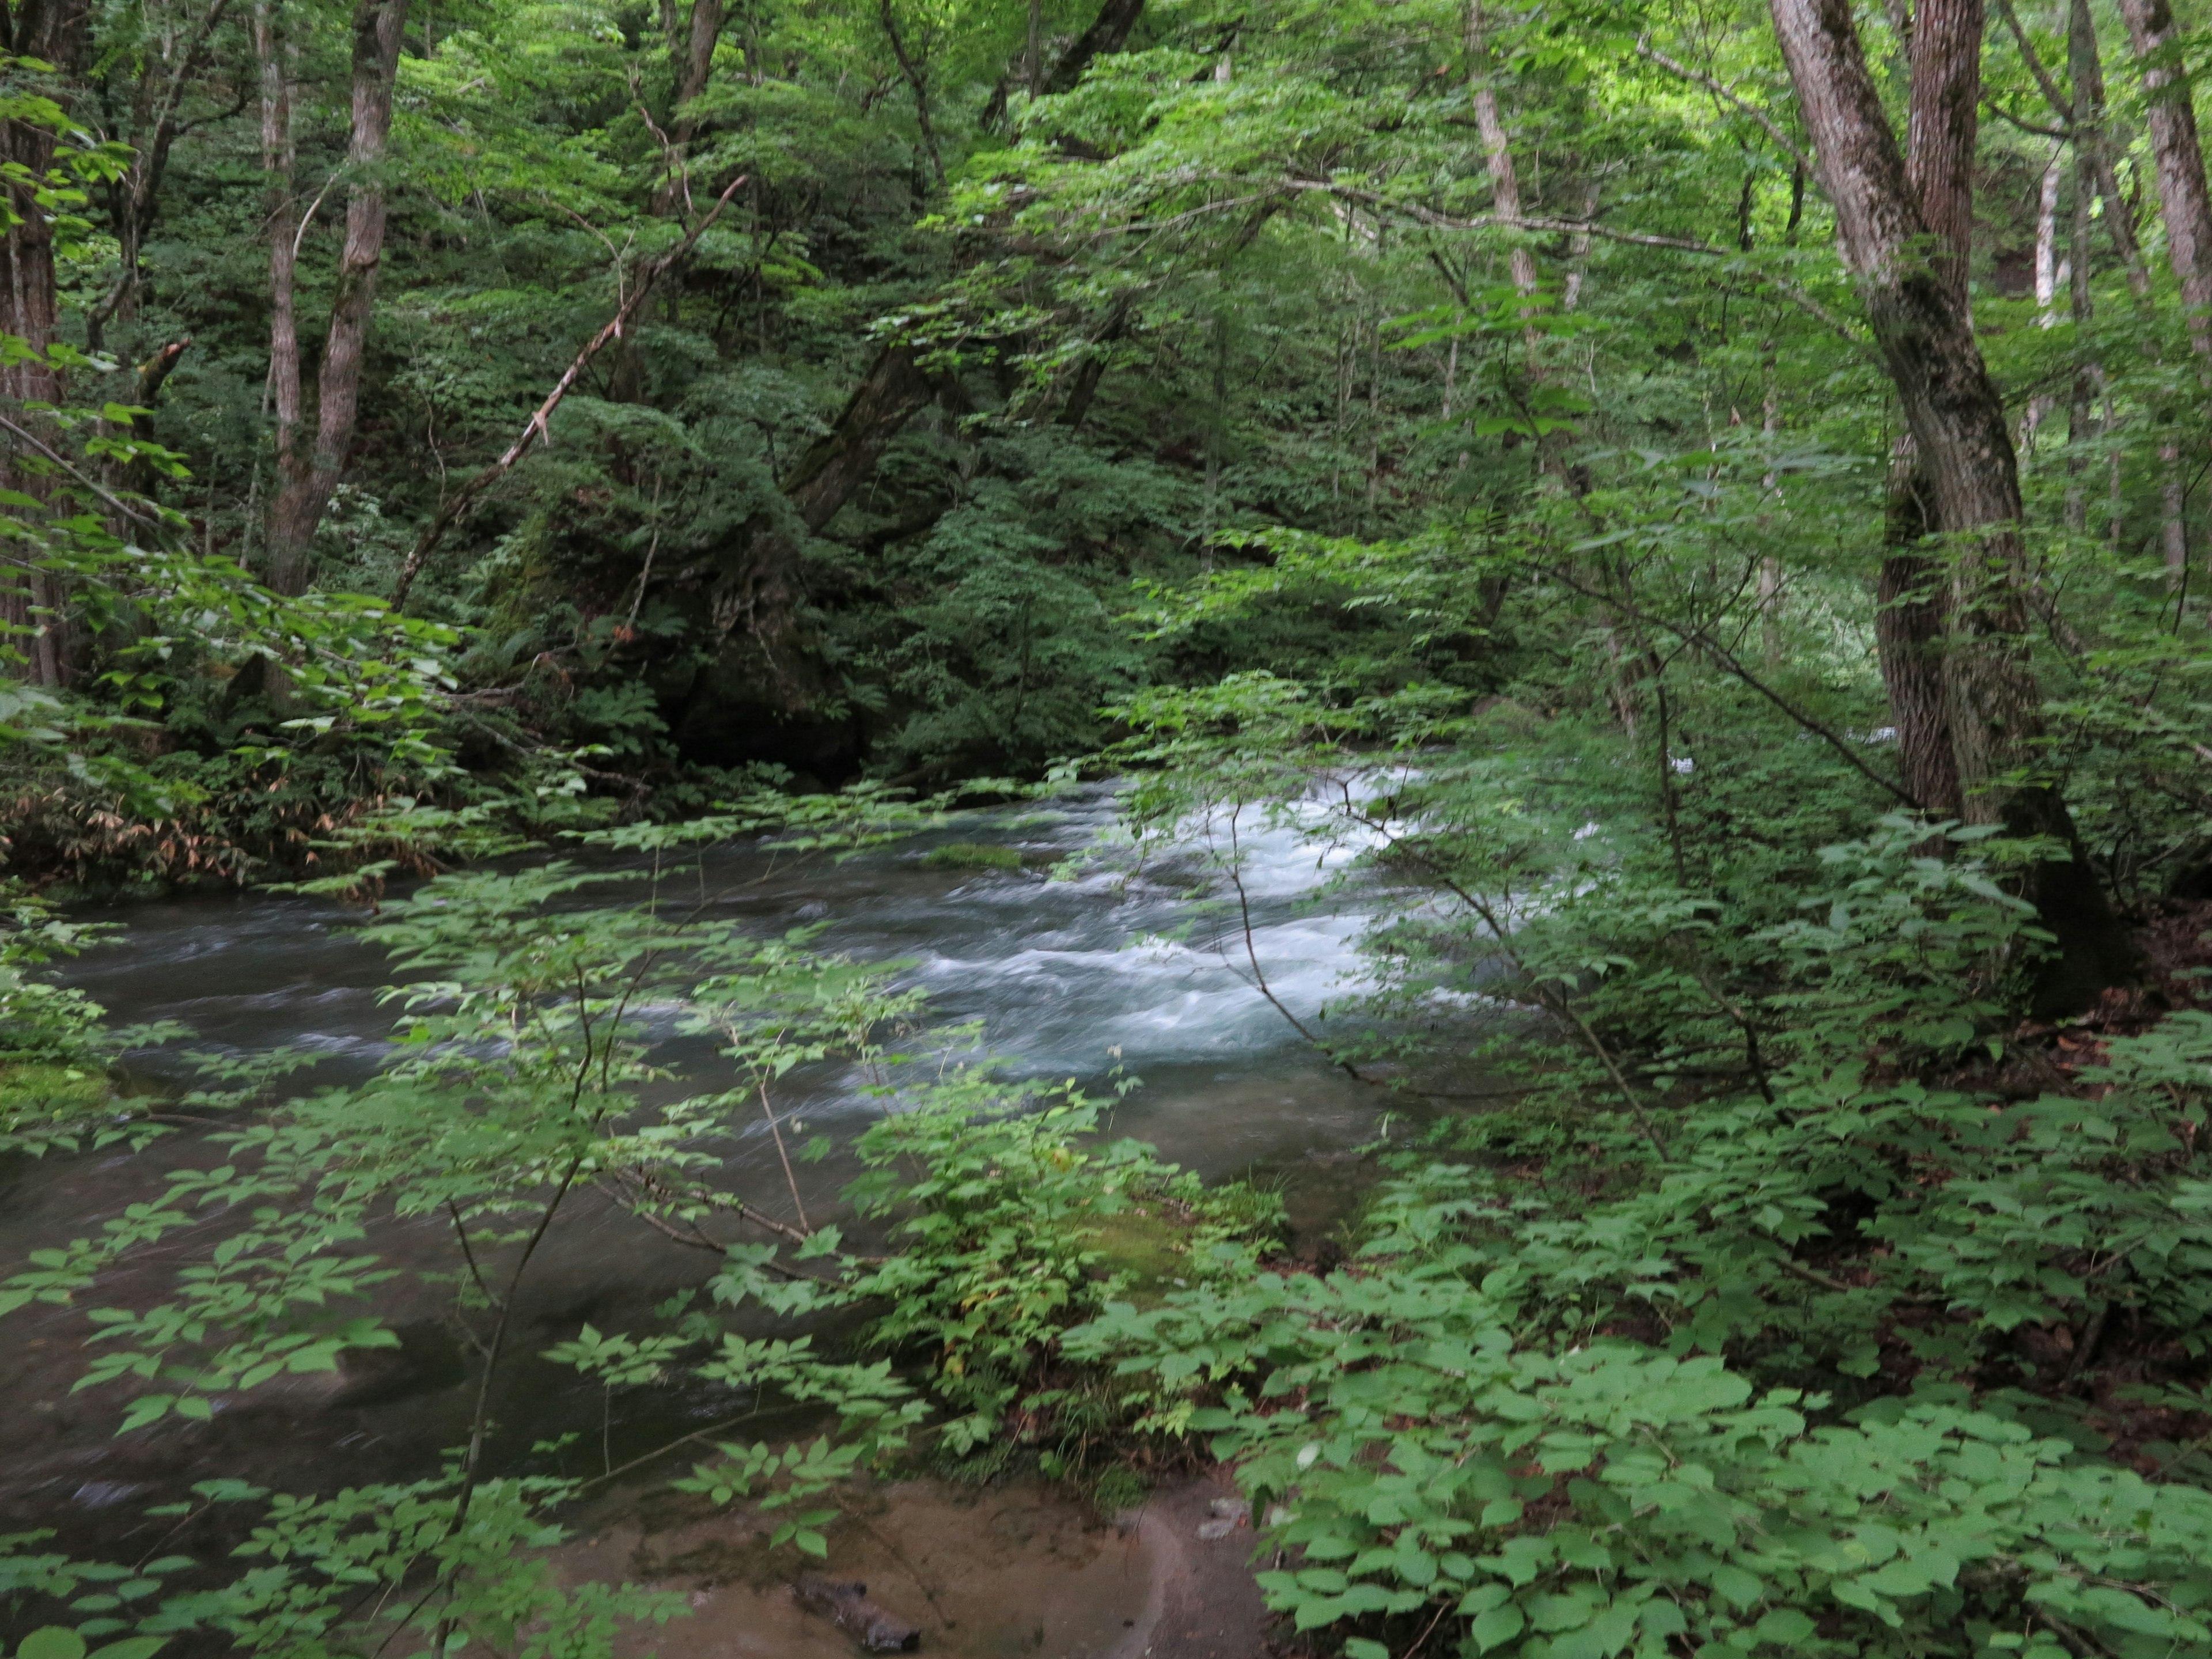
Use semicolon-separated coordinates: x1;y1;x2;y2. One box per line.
387;172;749;608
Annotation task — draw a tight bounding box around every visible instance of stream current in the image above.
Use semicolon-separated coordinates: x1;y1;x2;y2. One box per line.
0;787;1407;1601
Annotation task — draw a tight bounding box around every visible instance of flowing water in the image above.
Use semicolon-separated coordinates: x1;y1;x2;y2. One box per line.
0;787;1432;1635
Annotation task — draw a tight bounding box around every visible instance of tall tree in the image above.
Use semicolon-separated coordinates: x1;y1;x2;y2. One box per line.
1768;0;2131;1001
255;0;301;548
0;0;94;687
263;0;409;596
2114;0;2212;364
1871;0;1983;821
85;0;240;353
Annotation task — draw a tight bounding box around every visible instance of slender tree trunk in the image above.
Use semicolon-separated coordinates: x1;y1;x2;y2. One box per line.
87;0;236;355
2065;0;2102;540
1465;0;1537;334
648;0;721;210
2024;147;2063;450
878;0;945;188
2115;0;2212;359
1770;0;2131;1002
263;0;410;596
2113;0;2210;591
256;0;302;553
0;0;93;687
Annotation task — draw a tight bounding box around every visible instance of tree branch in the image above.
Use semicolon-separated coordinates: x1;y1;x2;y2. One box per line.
1634;37;1818;175
388;172;749;608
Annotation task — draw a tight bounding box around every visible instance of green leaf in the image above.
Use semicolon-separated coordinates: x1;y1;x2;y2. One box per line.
20;1631;88;1659
1471;1603;1526;1652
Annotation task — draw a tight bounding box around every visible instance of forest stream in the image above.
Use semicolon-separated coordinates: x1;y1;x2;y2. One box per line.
0;791;1405;1657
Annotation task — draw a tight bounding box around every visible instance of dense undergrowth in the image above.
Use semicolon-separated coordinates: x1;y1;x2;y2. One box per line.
13;0;2212;1647
8;691;2212;1659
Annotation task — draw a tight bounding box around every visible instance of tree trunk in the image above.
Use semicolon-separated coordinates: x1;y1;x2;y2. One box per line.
2115;0;2212;361
2113;0;2211;590
707;341;938;646
1040;0;1144;94
1465;0;1537;321
673;341;946;756
263;0;410;596
2065;0;2101;539
256;0;302;539
647;0;721;211
1770;0;2131;1005
0;0;93;687
878;0;944;188
1875;476;1963;814
1870;0;1982;823
87;0;236;355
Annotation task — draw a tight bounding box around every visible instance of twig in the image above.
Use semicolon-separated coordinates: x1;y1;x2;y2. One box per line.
1221;804;1372;1085
757;1076;811;1232
1991;0;2074;130
1772;1255;1855;1294
1633;37;1816;173
0;413;173;531
1542;563;1924;809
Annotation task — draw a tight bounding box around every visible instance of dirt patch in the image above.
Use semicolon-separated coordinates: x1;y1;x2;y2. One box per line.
558;1473;1272;1659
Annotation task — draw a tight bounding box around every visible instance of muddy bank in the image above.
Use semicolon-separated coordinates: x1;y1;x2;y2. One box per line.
560;1474;1273;1659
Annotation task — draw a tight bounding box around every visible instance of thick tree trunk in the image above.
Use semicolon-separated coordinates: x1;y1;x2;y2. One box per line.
1876;476;1963;814
264;0;410;596
676;343;946;756
706;341;939;646
1771;0;2131;1004
1872;0;1981;823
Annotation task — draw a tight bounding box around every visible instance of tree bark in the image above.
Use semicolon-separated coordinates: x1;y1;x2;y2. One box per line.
1770;0;2131;1004
2112;0;2211;589
647;0;721;211
878;0;944;188
1871;0;1982;821
263;0;410;596
1040;0;1144;94
1465;0;1537;320
0;0;93;687
2115;0;2212;362
256;0;302;527
685;343;946;730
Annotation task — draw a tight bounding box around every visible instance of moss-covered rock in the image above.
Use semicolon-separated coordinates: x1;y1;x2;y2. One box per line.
920;842;1025;873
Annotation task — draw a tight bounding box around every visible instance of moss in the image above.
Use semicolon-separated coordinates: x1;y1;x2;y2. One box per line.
0;1059;111;1126
920;842;1025;873
1081;1207;1195;1298
1092;1464;1151;1518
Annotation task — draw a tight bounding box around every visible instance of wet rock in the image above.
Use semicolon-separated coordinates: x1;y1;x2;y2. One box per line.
795;1574;922;1652
328;1320;466;1408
